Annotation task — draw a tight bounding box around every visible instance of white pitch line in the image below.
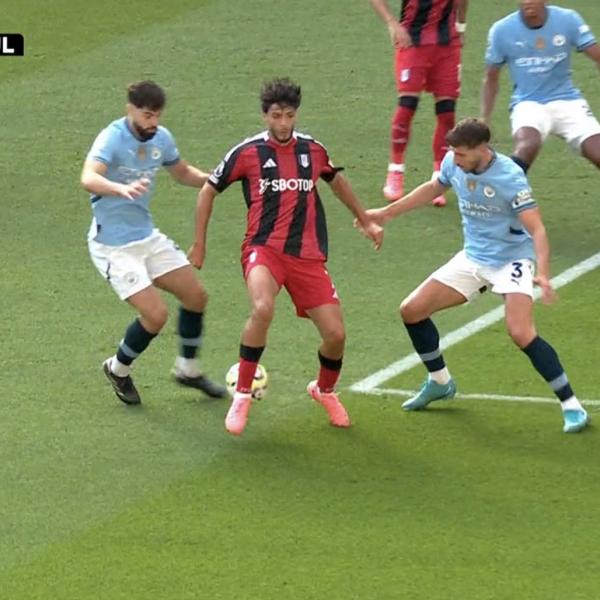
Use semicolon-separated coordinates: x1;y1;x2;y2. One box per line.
367;387;600;407
350;252;600;393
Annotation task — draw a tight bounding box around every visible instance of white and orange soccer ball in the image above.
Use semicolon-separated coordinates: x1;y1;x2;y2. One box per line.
225;363;269;400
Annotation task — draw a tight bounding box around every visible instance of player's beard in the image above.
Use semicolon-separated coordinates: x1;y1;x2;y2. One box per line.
271;127;294;144
132;121;158;141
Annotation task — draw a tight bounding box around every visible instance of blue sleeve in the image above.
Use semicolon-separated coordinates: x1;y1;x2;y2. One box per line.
86;127;115;165
437;152;454;187
485;22;506;66
569;10;596;52
161;128;180;166
509;173;537;213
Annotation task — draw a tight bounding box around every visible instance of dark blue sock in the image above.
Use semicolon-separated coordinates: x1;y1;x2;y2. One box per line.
116;318;157;366
404;319;445;372
178;307;203;359
522;336;574;401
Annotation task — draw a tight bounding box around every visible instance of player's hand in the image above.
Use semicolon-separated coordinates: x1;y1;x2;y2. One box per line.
534;275;557;304
354;217;384;250
187;243;205;270
120;177;150;200
388;21;411;49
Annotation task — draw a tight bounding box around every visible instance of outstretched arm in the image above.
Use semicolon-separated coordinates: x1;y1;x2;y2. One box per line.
328;172;383;249
167;159;210;188
188;183;219;269
367;179;448;225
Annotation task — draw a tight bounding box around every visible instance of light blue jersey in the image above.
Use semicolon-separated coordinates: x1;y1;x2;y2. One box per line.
86;117;180;245
485;6;596;109
438;150;537;267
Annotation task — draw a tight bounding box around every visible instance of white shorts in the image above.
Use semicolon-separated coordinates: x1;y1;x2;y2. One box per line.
510;99;600;152
88;228;189;300
430;250;535;301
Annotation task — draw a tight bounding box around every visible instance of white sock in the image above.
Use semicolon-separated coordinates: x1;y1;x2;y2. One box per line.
110;356;131;377
560;396;583;412
388;162;405;173
429;367;451;385
175;356;200;378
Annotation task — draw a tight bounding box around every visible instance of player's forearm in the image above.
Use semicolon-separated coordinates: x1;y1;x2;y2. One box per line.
370;0;396;24
382;181;440;220
81;170;124;197
176;164;210;188
193;184;216;248
531;227;551;279
480;76;499;123
329;174;371;224
456;0;468;23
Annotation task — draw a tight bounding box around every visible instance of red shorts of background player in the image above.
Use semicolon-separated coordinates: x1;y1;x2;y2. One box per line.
241;245;340;318
395;44;461;97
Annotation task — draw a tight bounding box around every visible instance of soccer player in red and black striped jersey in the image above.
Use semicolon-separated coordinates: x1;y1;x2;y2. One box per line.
371;0;468;206
188;78;383;436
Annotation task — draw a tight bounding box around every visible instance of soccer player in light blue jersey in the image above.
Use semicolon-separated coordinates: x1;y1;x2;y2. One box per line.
81;80;226;405
362;118;588;433
481;0;600;174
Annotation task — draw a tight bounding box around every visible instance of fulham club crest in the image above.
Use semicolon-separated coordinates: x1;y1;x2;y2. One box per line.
299;154;310;168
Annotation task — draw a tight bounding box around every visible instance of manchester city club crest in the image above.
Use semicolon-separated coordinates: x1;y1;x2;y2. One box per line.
151;147;162;160
483;185;495;198
467;179;477;192
299;154;310;168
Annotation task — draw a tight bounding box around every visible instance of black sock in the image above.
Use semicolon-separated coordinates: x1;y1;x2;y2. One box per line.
521;336;574;401
178;307;203;359
116;318;157;366
510;154;530;174
404;319;445;372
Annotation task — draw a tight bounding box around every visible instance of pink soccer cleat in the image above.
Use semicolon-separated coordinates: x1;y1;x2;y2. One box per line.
307;380;351;428
225;392;253;436
383;171;404;202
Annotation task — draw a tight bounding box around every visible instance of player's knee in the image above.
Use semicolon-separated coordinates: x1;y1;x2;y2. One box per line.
399;297;420;323
143;303;169;332
251;299;275;325
507;323;535;349
189;286;208;312
323;325;346;348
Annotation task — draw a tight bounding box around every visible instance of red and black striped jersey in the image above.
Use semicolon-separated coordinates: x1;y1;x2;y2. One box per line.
208;131;342;261
400;0;459;47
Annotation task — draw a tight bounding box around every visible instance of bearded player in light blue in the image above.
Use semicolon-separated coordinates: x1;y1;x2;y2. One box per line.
81;80;226;405
363;119;588;433
481;0;600;174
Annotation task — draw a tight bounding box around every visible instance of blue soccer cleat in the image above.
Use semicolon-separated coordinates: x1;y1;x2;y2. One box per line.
562;408;590;433
402;378;457;411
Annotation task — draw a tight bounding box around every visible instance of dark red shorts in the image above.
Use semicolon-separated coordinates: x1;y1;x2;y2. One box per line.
241;245;340;318
395;44;461;98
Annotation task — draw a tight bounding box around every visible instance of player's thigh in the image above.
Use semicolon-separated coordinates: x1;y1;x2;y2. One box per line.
88;238;152;301
153;264;207;310
483;259;534;298
244;252;283;323
503;292;536;348
550;99;600;153
306;303;345;346
146;231;190;282
126;285;169;330
395;46;431;94
426;44;461;98
284;260;340;319
401;278;467;322
510;101;551;140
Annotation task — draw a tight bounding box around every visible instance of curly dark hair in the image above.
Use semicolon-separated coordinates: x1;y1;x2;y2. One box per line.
260;77;302;113
127;80;166;111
